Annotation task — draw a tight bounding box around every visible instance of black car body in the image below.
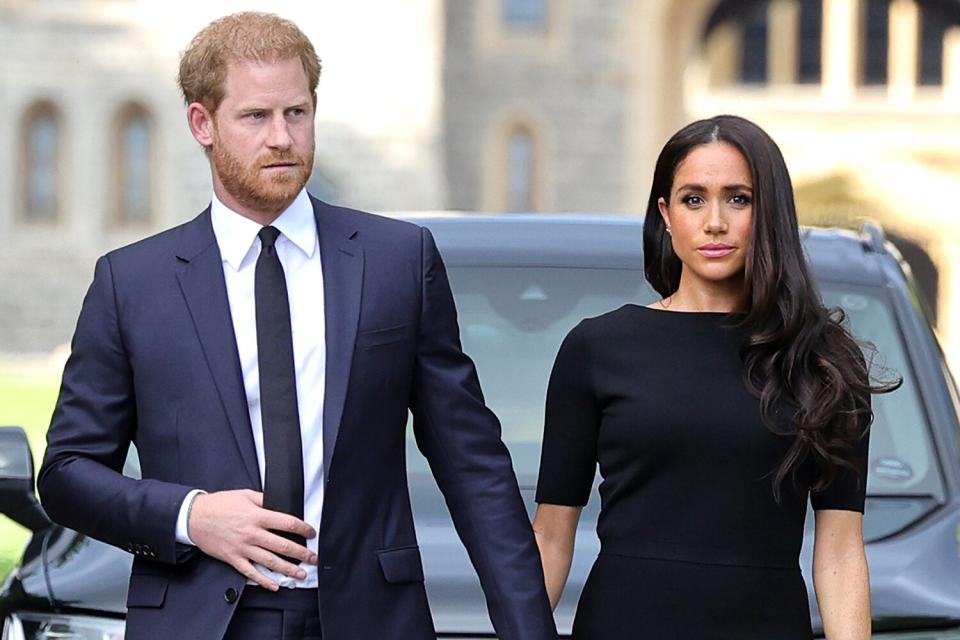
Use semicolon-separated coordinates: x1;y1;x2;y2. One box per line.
2;215;959;639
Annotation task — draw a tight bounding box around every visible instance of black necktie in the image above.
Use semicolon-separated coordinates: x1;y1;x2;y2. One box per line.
255;226;306;558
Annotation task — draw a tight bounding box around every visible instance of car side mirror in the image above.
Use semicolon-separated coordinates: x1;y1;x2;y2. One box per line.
0;426;50;532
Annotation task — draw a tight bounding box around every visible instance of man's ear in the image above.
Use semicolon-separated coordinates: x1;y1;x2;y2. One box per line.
187;102;215;149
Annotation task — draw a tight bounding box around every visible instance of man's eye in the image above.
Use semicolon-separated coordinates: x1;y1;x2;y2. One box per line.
289;108;305;116
248;112;265;120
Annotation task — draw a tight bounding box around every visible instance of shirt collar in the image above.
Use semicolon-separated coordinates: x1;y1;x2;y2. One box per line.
210;189;317;270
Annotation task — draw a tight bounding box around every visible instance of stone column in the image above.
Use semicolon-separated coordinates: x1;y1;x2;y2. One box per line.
944;26;960;104
705;22;742;87
822;0;860;102
888;0;919;103
769;0;800;85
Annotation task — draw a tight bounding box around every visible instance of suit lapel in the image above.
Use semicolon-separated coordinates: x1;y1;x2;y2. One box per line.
174;210;262;489
313;198;363;479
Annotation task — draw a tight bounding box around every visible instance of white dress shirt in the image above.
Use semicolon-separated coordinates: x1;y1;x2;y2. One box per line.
175;189;325;589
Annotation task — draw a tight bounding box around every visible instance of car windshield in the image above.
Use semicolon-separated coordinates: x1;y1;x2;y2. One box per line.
820;284;942;499
409;266;942;502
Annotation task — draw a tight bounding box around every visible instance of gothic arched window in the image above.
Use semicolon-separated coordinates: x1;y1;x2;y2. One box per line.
506;125;536;212
502;0;547;30
862;0;891;86
21;101;62;221
115;103;153;225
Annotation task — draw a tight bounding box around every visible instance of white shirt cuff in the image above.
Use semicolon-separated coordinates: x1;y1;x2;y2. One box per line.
175;489;205;546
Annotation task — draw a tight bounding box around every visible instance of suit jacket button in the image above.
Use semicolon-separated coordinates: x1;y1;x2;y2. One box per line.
224;587;239;604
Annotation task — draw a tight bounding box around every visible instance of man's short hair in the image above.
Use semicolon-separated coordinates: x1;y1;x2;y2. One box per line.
178;12;322;112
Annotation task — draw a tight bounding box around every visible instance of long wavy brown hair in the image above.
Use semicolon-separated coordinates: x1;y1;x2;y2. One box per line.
643;115;901;499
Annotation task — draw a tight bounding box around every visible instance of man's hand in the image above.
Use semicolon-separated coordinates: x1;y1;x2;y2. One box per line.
188;489;317;591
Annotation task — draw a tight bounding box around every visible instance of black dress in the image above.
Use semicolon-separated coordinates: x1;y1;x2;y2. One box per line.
536;305;869;640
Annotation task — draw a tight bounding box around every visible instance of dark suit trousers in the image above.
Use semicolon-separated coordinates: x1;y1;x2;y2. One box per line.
223;588;321;640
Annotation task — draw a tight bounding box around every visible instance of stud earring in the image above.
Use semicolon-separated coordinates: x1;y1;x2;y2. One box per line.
665;227;672;235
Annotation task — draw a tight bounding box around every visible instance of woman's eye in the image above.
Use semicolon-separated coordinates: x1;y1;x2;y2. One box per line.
682;195;704;207
730;194;752;206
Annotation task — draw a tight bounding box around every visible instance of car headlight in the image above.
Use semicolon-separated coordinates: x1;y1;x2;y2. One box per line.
3;613;124;640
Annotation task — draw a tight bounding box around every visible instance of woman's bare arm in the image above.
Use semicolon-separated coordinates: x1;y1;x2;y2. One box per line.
532;503;582;610
813;509;871;640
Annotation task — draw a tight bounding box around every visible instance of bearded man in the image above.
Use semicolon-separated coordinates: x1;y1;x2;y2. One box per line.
38;12;556;640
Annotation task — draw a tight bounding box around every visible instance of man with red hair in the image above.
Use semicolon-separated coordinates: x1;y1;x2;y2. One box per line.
39;12;556;640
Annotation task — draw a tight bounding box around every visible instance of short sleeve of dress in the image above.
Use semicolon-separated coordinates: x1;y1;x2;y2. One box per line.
810;404;872;512
535;322;600;507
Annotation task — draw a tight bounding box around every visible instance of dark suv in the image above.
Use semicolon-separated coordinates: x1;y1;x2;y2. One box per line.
2;215;959;639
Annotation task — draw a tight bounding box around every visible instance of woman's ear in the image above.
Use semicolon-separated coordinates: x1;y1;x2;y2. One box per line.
658;196;671;232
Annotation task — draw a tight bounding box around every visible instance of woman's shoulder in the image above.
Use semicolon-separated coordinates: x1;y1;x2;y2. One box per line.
577;302;715;330
569;303;647;342
571;302;740;344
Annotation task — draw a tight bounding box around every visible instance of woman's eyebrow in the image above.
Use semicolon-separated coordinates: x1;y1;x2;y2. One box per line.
675;183;753;192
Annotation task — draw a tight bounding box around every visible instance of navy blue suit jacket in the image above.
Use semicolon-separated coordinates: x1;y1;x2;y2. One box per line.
38;197;556;640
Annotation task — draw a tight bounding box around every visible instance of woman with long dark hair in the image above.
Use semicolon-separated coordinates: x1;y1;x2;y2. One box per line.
533;115;898;639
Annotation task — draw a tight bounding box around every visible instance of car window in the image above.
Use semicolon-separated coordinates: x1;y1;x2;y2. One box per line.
940;359;960;468
820;284;943;498
409;266;942;502
458;267;654;451
407;266;656;480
